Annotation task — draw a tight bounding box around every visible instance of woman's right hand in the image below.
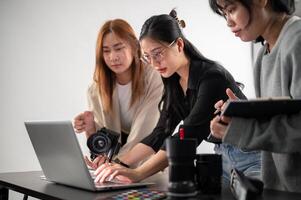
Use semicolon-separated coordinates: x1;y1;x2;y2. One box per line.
73;111;96;136
93;163;141;183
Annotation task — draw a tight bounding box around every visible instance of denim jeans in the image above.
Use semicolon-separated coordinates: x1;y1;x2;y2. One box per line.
214;143;261;185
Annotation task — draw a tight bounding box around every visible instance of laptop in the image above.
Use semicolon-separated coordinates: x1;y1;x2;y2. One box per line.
24;120;153;191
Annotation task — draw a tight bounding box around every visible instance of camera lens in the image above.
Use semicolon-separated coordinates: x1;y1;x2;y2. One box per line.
94;135;111;152
87;133;112;155
166;137;197;197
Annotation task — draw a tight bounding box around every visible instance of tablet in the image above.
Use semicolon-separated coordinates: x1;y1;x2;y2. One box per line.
221;98;301;118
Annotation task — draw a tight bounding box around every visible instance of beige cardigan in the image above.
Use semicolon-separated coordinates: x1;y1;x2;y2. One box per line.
87;65;163;158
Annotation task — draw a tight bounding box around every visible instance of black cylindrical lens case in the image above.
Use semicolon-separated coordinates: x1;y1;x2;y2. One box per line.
166;137;197;197
195;153;222;194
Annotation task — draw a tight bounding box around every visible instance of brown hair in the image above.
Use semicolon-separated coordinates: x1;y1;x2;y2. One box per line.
94;19;144;113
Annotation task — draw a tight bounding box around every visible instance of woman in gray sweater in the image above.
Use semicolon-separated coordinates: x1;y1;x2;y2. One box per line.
209;0;301;193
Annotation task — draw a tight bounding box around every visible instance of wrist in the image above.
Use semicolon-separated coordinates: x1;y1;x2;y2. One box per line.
134;167;146;182
85;127;96;138
113;158;130;168
118;156;133;166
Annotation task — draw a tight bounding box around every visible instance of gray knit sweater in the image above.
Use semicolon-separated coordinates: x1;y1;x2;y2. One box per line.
224;16;301;192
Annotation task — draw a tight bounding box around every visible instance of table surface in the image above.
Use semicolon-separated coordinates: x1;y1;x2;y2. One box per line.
1;171;301;200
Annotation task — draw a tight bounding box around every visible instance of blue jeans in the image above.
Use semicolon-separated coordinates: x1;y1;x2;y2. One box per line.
214;143;261;185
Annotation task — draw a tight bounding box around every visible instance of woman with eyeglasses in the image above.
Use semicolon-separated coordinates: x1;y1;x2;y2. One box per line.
73;19;163;168
92;10;260;184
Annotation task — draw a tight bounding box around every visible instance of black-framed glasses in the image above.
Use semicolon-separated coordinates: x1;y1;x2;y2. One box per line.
235;82;245;91
141;40;176;64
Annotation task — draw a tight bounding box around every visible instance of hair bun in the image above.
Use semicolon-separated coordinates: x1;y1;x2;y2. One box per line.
169;9;186;28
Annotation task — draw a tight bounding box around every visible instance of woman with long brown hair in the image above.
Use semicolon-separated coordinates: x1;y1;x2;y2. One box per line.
74;19;163;167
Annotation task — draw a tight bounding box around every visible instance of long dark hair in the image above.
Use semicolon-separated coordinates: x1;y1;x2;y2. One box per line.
209;0;295;44
139;9;214;133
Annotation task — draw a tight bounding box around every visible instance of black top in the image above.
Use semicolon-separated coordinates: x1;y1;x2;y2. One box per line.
141;59;246;152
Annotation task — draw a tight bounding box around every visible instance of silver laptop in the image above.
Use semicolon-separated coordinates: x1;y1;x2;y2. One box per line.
24;120;153;191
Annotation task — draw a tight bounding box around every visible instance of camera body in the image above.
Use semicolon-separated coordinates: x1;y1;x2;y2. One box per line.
87;127;121;161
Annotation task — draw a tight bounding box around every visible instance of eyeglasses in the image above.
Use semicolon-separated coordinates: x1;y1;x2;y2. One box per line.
235;82;245;91
141;40;176;64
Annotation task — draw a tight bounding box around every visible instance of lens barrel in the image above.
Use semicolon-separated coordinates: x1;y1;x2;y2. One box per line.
166;137;197;197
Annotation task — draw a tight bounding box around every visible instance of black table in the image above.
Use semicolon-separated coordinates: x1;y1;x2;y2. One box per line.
1;171;301;200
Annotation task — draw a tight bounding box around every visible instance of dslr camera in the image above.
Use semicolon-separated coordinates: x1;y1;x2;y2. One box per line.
87;127;121;161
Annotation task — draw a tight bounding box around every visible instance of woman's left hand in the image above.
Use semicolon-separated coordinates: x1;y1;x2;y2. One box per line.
210;88;238;139
210;115;232;139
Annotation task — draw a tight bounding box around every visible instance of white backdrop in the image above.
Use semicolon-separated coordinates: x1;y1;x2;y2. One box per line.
0;0;254;175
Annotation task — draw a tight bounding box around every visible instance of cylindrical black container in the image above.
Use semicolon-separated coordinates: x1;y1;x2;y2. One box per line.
195;154;222;194
166;137;197;197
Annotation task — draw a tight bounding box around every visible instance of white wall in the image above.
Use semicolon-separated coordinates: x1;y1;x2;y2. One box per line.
0;0;254;174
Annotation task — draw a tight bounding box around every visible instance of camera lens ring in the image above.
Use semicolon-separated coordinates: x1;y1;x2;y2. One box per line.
91;134;112;154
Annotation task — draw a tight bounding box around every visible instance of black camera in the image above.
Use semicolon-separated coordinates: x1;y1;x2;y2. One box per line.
87;127;121;161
